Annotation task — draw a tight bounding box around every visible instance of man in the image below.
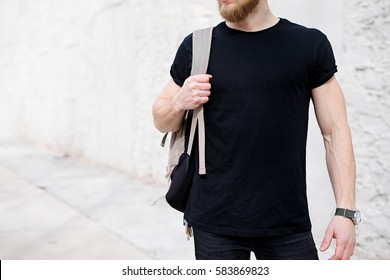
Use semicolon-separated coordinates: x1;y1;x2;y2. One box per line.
152;0;358;260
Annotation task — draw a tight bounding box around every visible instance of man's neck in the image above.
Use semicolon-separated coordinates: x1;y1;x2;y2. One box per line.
225;2;279;32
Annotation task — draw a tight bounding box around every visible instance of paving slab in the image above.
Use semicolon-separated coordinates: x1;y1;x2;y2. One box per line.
0;139;338;260
0;140;194;260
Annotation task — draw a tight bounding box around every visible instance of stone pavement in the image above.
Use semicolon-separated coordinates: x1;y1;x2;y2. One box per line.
0;139;194;260
0;139;339;260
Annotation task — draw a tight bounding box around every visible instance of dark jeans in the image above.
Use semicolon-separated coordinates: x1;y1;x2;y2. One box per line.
193;228;319;260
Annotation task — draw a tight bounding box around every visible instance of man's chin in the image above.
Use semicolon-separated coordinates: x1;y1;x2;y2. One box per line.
218;0;259;23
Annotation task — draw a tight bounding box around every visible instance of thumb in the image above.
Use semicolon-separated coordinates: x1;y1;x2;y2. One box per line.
320;228;334;252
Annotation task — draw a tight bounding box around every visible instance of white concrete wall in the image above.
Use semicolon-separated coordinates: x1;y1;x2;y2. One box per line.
341;0;390;259
0;0;221;184
0;0;388;259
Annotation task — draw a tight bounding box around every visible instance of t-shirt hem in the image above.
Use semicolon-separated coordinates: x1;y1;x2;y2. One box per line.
186;217;312;238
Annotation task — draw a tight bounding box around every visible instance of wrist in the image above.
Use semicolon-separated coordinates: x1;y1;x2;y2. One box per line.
335;208;361;225
171;94;183;113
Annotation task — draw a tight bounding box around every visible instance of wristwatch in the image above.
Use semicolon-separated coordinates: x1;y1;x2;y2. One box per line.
335;208;361;225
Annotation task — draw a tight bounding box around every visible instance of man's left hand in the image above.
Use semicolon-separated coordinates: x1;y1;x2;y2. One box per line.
320;216;356;260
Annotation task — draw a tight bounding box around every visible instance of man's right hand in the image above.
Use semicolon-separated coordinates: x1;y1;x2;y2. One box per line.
171;74;213;112
153;75;212;133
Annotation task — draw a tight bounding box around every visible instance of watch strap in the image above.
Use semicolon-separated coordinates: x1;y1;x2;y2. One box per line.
335;208;355;219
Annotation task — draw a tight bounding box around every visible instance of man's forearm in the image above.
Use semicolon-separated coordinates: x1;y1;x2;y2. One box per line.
323;123;356;209
152;97;185;133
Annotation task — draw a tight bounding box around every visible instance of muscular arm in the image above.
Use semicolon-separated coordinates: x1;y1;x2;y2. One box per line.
152;75;212;133
311;76;357;260
152;80;186;133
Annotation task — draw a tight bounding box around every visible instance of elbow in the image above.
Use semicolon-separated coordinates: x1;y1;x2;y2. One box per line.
321;121;352;150
320;124;338;151
322;132;332;151
152;109;176;133
152;101;166;133
152;111;167;134
153;120;168;134
152;101;183;133
319;122;333;146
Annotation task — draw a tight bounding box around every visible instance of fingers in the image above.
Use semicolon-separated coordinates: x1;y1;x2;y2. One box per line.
189;84;210;103
191;74;213;83
338;235;356;260
328;239;344;260
322;217;357;260
198;82;211;91
176;74;212;109
328;238;355;260
187;74;212;91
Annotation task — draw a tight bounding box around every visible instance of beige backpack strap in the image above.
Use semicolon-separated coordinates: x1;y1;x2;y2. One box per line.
186;27;213;175
191;27;213;75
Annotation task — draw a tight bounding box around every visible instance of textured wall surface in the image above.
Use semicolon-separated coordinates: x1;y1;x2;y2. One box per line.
0;0;389;259
341;0;390;259
0;0;221;185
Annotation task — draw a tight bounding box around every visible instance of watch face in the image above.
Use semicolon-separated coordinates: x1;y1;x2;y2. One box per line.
354;210;361;225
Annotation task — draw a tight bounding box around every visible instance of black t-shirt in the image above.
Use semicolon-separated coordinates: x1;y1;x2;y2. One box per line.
170;18;337;237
